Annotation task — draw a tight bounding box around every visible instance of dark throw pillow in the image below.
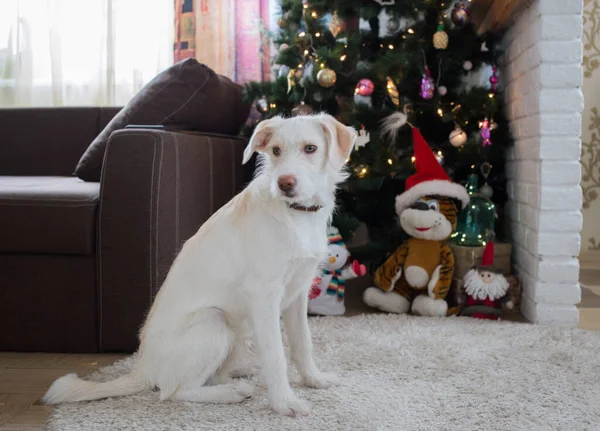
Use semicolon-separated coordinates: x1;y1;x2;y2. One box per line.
75;58;251;181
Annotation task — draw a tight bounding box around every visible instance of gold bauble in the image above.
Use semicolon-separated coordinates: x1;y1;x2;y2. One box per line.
317;68;337;88
385;76;400;106
433;30;449;50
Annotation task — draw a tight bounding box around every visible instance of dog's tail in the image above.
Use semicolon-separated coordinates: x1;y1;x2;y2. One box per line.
42;370;149;405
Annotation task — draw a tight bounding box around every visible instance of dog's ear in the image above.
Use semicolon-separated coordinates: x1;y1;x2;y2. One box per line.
318;114;357;170
242;117;280;165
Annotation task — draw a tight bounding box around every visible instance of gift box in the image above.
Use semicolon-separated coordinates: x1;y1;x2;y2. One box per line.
449;242;512;280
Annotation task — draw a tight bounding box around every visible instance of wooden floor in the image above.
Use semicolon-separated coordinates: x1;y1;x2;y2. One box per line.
1;268;599;430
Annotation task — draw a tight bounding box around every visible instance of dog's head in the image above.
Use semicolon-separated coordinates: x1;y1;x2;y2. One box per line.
242;113;357;206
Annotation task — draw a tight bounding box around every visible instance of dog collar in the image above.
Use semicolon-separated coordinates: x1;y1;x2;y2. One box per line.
288;203;322;212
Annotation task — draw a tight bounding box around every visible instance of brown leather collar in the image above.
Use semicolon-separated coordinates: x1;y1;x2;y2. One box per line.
288;203;322;212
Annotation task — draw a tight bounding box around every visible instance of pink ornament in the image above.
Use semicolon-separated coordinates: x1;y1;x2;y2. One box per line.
355;79;375;96
480;118;492;147
489;66;499;92
421;67;434;99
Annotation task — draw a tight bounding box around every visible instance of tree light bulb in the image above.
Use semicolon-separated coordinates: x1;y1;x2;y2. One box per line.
361;167;367;174
320;63;325;68
437;151;443;156
411;156;416;163
298;64;303;68
298;31;306;37
311;11;317;18
387;159;393;165
437;108;443;116
304;49;309;55
303;4;308;8
315;32;321;37
408;28;414;34
388;44;394;49
340;54;347;61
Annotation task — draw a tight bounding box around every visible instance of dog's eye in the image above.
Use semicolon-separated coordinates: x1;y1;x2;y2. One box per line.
272;146;281;156
304;144;317;154
427;201;439;212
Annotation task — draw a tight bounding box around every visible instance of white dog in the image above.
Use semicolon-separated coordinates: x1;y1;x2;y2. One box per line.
42;113;357;416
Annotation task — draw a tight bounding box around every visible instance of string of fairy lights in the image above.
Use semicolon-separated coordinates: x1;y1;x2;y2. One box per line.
266;0;497;178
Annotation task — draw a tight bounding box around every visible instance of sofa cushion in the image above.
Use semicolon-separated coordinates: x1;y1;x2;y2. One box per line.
74;58;251;181
0;177;100;255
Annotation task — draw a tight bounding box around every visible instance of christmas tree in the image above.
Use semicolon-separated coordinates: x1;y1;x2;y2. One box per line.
243;0;511;269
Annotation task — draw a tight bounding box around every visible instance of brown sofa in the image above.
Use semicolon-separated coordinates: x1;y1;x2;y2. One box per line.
0;107;248;353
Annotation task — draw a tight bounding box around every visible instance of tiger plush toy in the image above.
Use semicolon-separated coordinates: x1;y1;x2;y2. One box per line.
363;128;469;317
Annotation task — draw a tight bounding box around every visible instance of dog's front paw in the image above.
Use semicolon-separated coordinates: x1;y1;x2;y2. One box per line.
302;371;340;389
271;396;311;417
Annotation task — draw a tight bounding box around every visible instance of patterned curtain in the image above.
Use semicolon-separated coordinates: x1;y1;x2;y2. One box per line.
173;0;274;83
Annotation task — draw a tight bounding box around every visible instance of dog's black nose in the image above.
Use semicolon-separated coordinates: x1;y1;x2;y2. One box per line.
278;175;297;193
410;201;429;211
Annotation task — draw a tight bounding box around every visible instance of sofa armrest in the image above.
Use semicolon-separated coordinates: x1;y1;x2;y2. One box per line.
98;129;247;352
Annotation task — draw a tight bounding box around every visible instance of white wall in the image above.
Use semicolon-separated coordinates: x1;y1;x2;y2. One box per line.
503;0;584;327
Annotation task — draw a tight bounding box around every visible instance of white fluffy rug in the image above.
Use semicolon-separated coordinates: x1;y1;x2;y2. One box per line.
48;315;600;430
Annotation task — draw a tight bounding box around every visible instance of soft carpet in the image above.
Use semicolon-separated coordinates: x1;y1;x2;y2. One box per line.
48;314;600;430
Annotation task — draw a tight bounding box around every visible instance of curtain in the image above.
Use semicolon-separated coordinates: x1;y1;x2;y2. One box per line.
173;0;275;83
0;0;174;107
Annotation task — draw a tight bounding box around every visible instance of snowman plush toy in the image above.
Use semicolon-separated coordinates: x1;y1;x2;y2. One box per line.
308;226;367;316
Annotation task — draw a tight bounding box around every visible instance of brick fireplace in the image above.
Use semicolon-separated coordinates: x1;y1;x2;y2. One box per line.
474;0;584;327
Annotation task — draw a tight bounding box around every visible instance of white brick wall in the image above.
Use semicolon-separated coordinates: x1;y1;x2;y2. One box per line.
502;0;584;327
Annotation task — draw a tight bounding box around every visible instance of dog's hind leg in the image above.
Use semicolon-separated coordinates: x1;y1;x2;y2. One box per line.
152;307;234;401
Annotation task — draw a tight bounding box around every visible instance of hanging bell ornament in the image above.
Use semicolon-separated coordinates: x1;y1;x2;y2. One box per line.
385;76;400;106
479;162;494;199
317;68;337;88
433;23;448;50
451;1;470;27
480;117;492;147
291;101;314;117
449;126;467;147
490;66;499;92
420;67;435;100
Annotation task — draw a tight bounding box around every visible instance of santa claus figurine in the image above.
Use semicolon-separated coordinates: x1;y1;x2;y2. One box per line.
461;241;513;320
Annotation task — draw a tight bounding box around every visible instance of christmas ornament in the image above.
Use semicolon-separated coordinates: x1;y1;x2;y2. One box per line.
481;41;489;52
317;68;337;88
355;126;371;150
308;226;366;316
313;91;324;102
489;66;499;92
278;65;290;78
386;76;400;106
255;97;269;115
287;69;296;93
420;68;434;99
329;12;342;37
480;117;492;146
277;16;287;28
355;79;375;96
291;101;314;116
373;0;395;5
452;173;496;247
463;60;473;71
387;16;400;33
353;94;372;107
461;241;513;320
279;43;289;52
380;107;409;145
449;126;467;147
299;60;314;87
451;1;470;27
438;86;448;96
433;23;448;50
479;162;494;199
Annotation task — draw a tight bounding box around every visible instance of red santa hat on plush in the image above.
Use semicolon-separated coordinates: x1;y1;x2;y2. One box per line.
395;128;470;214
